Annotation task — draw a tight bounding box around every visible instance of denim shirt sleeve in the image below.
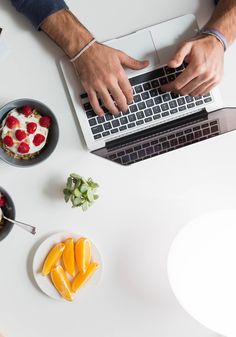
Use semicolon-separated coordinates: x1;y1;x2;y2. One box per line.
10;0;68;29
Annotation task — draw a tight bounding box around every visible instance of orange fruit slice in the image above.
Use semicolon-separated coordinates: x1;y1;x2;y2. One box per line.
51;265;74;301
72;262;99;293
62;238;75;276
75;237;91;273
42;242;65;276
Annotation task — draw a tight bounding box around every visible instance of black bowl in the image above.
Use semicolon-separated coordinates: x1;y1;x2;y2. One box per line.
0;99;59;167
0;186;15;241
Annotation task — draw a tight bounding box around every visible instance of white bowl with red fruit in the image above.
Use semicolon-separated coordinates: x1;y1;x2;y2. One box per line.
0;99;59;166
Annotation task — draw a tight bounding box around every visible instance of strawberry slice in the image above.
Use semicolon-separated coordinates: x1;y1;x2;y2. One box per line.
6;116;19;129
39;116;51;128
0;196;7;207
15;129;26;141
22;105;32;117
3;135;14;147
27;122;37;134
33;134;45;146
18;142;30;154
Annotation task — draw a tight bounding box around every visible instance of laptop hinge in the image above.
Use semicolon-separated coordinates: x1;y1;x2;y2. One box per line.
106;109;208;150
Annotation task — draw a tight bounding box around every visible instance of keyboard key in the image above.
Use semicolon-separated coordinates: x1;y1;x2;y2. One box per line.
176;64;185;71
204;97;213;103
153;114;161;120
143;82;151;90
104;122;112;130
130;152;138;161
161;103;169;111
185;96;194;103
138;149;146;158
153;96;162;105
146;147;154;155
126;148;134;154
97;116;105;123
135;85;143;93
144;108;153;117
151;80;159;88
162;93;171;102
170;138;178;146
162;141;170;149
167;74;176;82
151;139;159;145
86;110;96;119
150;89;158;97
179;106;187;111
171;92;179;99
83;102;92;111
111;128;119;134
117;151;125;156
211;125;219;133
112;119;120;127
203;128;210;135
105;114;113;121
92;125;103;134
141;92;150;100
186;133;194;141
120;117;128;125
102;131;110;137
194;95;202;100
119;125;127;131
128;123;136;128
196;100;204;105
136;120;144;125
161;111;169;117
160;77;168;85
134;95;142;103
187;103;195;109
80;93;88;99
152;106;161;114
108;153;117;160
130;104;138;113
170;108;178;114
177;98;185;106
89;118;97;126
142;143;150;148
137;111;145;119
146;99;154;107
122;110;130;116
128;114;137;122
165;66;175;74
138;102;146;110
169;100;177;108
144;117;152;123
94;134;102;140
154;144;162;152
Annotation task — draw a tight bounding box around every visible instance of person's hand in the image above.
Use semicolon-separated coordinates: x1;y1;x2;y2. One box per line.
73;43;149;116
162;35;224;96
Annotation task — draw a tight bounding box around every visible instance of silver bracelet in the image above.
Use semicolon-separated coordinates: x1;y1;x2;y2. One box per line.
69;38;96;62
200;28;227;51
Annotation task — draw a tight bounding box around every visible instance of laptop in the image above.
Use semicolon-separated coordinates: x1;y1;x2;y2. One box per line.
60;14;230;165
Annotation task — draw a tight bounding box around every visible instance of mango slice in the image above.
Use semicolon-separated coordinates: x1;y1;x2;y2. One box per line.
75;237;91;273
51;265;74;302
42;242;65;276
72;262;99;293
62;238;75;277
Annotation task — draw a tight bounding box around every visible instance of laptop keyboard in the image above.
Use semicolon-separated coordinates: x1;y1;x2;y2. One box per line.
80;63;213;141
107;119;220;165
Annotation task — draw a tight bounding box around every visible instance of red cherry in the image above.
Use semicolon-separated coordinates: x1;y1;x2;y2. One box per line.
15;129;27;141
18;142;30;154
0;196;7;207
3;135;14;147
22;105;32;117
27;122;37;134
39;116;51;128
33;134;45;146
6;116;19;129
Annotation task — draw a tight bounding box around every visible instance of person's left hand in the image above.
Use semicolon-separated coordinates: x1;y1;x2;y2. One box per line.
161;34;224;96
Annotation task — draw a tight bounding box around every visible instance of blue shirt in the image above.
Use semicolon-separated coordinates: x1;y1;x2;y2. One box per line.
10;0;68;29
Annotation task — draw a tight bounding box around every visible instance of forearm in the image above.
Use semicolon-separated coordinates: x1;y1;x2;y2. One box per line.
40;9;93;59
206;0;236;46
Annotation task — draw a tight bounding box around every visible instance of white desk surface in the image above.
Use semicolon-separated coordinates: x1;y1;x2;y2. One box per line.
0;0;235;336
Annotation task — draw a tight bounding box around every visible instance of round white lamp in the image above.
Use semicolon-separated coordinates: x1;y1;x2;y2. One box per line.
168;210;236;337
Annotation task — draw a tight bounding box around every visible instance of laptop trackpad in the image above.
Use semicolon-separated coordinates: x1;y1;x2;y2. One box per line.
105;30;160;75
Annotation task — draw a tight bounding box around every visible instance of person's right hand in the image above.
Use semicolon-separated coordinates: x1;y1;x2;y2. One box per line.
73;43;149;116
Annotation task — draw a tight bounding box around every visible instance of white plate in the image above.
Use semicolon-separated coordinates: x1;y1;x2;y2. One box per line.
33;232;102;301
